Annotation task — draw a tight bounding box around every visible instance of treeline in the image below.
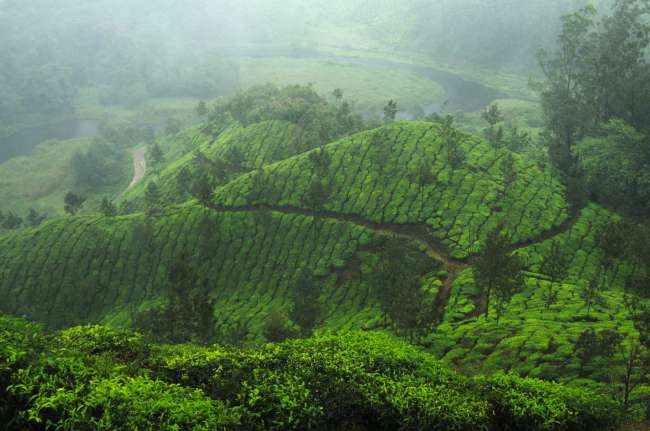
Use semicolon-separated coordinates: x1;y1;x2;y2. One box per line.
0;208;46;231
537;0;650;216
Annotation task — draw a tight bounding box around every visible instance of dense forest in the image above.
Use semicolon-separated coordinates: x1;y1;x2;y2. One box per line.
1;0;650;429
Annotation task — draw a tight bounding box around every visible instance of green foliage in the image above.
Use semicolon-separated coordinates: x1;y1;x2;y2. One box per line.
135;254;215;344
263;309;298;343
214;121;568;258
383;99;398;122
473;228;525;321
371;237;439;337
0;211;22;230
100;198;117;217
289;273;322;337
537;1;650;176
476;373;621;430
58;376;241;430
576;119;650;215
0;319;622;431
70;140;126;189
63;191;86;216
211;84;364;148
25;208;46;227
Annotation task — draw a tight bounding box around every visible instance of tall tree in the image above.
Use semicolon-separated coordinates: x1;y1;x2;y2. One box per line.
540;240;571;309
289;272;322;337
536;5;596;174
473;228;525;321
303;180;331;210
144;182;162;216
99;198;117;217
25;209;46;227
383;100;398;122
64;192;86;216
482;103;504;151
308;146;332;177
147;142;165;175
135;254;215;344
413;161;437;210
580;269;606;317
537;1;650;175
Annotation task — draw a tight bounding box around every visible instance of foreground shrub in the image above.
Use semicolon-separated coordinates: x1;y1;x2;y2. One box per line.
477;373;621;431
0;316;623;430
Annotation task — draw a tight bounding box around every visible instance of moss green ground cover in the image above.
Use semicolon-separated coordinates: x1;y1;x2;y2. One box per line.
0;317;620;430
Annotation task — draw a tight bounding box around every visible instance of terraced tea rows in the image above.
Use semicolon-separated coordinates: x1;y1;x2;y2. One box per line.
432;204;647;380
213;121;569;258
0;204;440;336
1;120;646;385
122;120;305;207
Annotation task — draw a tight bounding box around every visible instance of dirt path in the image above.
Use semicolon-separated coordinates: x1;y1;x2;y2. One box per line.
127;147;146;190
206;202;582;321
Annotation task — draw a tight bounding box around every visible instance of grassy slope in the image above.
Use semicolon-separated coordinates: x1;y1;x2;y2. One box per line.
0;137;131;216
435;204;646;384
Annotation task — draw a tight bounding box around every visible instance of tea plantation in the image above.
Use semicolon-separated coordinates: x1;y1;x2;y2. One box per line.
1;119;648;428
0;316;621;430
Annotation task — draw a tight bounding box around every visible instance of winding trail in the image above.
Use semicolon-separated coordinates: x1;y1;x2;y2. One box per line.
207;203;582;321
127;147;147;191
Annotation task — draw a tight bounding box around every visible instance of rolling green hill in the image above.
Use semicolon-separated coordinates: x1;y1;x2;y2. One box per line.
121;120;306;208
1;119;648;403
213;121;568;258
0;202;438;337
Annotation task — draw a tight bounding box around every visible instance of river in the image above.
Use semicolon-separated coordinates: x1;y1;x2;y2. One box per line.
0;52;503;165
0;119;101;164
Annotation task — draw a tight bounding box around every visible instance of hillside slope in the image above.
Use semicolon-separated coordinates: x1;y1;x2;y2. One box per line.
213;121;568;258
121;120;308;208
0;202;438;335
1;120;647;393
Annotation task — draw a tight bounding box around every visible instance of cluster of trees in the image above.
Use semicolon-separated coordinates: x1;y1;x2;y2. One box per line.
572;309;650;416
537;0;650;215
263;272;324;343
370;237;439;339
134;253;215;344
473;228;525;323
71;122;154;193
210;84;365;149
0;208;46;231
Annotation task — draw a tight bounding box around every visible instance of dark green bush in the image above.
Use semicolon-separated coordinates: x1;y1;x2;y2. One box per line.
0;317;624;431
477;373;621;431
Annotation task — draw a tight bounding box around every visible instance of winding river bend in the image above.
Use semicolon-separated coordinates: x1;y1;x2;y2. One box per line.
0;51;504;165
330;56;506;113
